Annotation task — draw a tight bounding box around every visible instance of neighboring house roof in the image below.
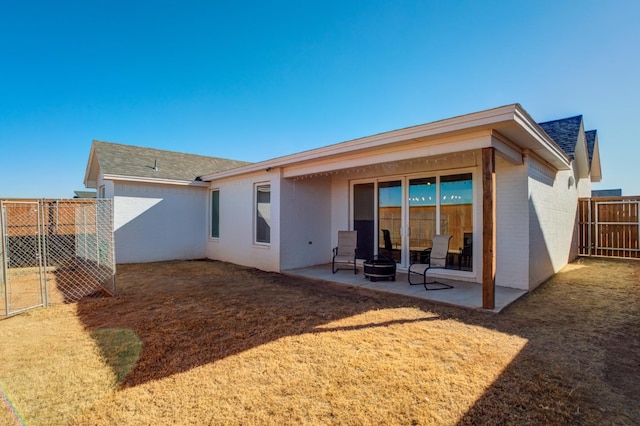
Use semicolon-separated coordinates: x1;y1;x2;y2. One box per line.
74;190;97;199
592;189;622;197
538;115;583;160
84;140;251;188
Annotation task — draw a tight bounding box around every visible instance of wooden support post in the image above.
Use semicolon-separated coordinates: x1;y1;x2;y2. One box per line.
482;148;496;310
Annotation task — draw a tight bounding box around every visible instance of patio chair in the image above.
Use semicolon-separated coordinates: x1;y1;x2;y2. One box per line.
381;229;401;262
408;234;453;290
332;230;358;274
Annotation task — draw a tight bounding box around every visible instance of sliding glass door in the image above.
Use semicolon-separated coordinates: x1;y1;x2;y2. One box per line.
408;177;437;264
378;180;402;263
352;172;474;270
440;173;473;270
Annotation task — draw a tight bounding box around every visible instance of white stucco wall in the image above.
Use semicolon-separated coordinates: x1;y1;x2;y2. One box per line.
97;177;115;199
279;176;332;270
112;182;208;263
331;174;350;249
527;157;580;289
206;170;281;272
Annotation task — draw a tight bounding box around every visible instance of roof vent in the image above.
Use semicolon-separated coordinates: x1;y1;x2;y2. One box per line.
152;160;159;171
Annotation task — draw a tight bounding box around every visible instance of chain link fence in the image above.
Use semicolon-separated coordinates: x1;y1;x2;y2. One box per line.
1;199;116;317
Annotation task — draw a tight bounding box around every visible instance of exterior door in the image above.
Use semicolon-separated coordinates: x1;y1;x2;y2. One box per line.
408;177;437;264
353;183;375;260
378;180;403;263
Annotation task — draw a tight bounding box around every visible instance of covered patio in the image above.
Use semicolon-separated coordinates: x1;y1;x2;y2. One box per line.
284;264;527;313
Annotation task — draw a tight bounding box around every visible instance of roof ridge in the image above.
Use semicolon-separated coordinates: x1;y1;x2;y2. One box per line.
93;139;250;163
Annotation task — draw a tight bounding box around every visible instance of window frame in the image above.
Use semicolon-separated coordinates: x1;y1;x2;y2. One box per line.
350;167;476;273
210;189;220;239
254;183;271;245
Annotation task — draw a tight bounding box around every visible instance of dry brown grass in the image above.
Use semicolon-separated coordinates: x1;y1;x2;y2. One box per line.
0;257;638;425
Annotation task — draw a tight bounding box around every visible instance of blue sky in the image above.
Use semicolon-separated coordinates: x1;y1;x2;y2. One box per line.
1;0;639;198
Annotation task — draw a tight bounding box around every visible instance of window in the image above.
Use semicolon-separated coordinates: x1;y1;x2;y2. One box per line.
255;184;271;244
210;189;220;238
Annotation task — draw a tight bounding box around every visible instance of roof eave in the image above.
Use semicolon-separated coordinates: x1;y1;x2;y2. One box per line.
201;104;572;182
83;142;99;188
590;138;603;182
102;174;209;187
513;107;572;170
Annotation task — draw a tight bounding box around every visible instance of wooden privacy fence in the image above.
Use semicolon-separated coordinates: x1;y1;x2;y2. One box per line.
578;197;640;258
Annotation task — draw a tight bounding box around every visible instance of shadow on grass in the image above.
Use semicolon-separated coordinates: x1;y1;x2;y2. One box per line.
75;260;440;389
74;258;640;424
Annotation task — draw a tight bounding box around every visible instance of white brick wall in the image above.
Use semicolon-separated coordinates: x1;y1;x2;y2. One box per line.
494;154;586;291
495;158;530;290
527;157;581;289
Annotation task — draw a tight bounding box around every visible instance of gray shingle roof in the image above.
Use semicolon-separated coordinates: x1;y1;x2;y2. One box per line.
538;115;583;159
93;140;251;182
585;130;597;164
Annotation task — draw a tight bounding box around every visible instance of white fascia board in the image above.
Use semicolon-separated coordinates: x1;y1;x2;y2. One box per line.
491;131;524;165
282;131;496;178
102;174;209;187
513;107;572;170
590;138;602;182
202;104;521;181
83;143;98;188
202;103;570;181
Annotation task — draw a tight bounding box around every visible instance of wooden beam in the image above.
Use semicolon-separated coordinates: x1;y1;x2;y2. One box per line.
482;147;496;309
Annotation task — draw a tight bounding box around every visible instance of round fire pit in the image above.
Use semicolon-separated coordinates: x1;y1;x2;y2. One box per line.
363;255;396;282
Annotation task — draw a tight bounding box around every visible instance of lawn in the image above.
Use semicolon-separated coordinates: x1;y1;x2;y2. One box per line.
0;257;638;425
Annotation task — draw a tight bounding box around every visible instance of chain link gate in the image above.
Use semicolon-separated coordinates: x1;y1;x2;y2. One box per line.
1;199;116;317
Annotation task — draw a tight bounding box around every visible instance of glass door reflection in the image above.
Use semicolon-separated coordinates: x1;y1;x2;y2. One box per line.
408;177;437;264
378;180;402;263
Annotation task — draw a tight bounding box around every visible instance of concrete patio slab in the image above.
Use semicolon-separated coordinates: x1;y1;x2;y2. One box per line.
284;264;527;313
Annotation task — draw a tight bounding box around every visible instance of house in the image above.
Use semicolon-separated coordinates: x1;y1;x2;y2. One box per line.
83;104;602;309
197;104;601;308
83;140;250;263
592;189;622;197
73;190;97;199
